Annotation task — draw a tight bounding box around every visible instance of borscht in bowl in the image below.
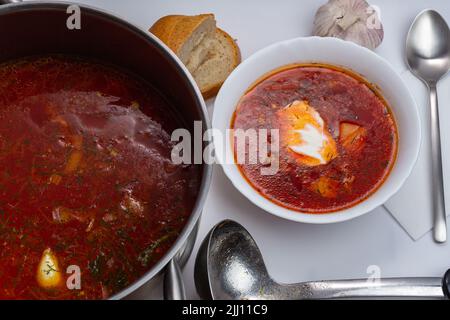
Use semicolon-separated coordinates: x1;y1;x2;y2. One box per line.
233;64;397;213
213;37;421;223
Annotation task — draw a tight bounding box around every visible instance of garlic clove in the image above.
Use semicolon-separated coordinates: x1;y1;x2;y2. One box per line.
313;0;384;50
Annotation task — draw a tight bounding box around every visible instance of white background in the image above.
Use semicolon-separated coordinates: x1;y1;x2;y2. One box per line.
33;0;450;298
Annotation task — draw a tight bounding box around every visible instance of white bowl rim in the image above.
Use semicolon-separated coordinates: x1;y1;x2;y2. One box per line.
213;36;421;224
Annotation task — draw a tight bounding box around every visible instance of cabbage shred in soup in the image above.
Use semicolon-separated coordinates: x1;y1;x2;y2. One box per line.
0;56;201;299
232;64;397;213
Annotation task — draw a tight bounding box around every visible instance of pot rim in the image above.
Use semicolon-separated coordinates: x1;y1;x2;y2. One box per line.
0;0;212;300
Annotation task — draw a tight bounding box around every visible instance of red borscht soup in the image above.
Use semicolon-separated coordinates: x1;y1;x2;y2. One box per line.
0;56;200;299
232;64;397;213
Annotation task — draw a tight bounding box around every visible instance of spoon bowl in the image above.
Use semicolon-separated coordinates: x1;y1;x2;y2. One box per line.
406;10;450;83
195;220;275;300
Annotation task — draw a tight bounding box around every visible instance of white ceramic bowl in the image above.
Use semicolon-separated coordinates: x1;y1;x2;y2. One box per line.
213;37;421;224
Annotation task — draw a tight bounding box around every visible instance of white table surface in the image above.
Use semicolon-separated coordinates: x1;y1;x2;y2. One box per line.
38;0;450;299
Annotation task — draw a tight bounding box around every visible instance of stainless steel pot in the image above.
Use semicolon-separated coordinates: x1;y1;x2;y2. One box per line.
0;0;212;299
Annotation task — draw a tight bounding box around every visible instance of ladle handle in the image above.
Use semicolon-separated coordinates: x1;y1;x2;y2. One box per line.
297;274;450;299
429;83;447;243
0;0;22;4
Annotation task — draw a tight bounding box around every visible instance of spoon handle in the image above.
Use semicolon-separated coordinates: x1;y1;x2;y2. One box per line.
299;277;445;299
429;83;447;243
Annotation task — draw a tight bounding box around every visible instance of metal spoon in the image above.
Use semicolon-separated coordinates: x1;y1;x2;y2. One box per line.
195;220;449;299
406;9;450;243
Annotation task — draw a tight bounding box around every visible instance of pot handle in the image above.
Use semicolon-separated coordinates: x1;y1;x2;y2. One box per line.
163;259;186;300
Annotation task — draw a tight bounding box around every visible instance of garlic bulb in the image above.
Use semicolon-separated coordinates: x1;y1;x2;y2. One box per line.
313;0;384;49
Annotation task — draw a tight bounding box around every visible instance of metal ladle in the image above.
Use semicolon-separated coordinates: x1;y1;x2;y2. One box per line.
195;220;449;299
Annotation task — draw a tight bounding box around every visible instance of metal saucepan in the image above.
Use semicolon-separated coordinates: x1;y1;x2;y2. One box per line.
0;0;212;299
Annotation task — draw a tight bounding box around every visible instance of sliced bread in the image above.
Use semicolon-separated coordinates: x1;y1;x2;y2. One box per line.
192;28;241;99
150;14;240;99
